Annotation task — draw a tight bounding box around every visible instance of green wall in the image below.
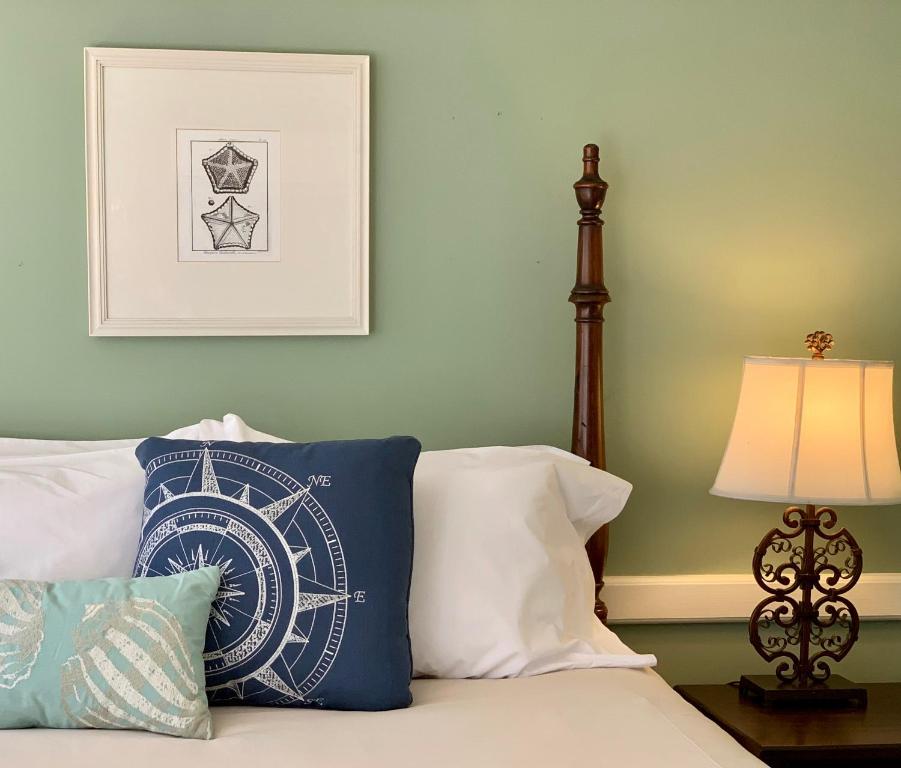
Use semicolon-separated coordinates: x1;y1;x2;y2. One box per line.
2;0;899;683
618;621;901;685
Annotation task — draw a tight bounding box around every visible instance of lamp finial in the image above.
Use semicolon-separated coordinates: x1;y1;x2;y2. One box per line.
805;330;834;360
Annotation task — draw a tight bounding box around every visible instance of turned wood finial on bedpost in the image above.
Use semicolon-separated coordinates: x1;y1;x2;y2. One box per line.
570;144;612;623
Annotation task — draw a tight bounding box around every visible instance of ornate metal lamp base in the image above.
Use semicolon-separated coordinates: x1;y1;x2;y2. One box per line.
739;674;867;708
745;504;864;708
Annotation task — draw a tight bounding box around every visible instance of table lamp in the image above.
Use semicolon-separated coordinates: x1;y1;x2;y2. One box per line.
711;331;901;707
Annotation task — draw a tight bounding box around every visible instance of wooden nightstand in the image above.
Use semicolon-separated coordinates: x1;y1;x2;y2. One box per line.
675;683;901;768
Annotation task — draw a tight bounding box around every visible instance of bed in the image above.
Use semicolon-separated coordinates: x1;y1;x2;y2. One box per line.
0;146;764;767
4;670;763;767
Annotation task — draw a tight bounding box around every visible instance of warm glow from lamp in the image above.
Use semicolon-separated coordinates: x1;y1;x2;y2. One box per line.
711;357;901;506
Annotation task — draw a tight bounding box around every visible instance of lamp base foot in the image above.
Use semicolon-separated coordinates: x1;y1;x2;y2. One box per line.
739;674;867;708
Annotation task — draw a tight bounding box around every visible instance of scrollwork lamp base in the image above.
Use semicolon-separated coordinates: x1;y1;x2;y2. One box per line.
740;504;867;708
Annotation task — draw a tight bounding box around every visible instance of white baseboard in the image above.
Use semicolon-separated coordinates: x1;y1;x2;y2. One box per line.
604;573;901;624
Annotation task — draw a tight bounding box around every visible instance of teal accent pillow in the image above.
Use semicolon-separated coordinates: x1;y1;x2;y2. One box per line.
0;567;219;740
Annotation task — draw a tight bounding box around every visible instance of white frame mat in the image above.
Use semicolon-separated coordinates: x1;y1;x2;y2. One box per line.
85;48;369;336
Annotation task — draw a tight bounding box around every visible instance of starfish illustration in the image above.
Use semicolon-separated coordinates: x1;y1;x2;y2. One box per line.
202;143;258;193
201;196;260;250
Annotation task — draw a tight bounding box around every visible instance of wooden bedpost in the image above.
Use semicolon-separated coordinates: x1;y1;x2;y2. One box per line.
570;144;611;623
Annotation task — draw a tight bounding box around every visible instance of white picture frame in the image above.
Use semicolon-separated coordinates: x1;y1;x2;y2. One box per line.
85;48;369;336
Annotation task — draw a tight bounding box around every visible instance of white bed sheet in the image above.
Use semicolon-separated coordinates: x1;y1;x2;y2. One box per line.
2;668;762;768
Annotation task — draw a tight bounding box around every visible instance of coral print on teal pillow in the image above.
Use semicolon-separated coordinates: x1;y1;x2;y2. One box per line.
0;567;219;740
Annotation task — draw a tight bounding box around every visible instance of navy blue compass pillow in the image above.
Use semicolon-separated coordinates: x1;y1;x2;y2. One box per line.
133;436;420;711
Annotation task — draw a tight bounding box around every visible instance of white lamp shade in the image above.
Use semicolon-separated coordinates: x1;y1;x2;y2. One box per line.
711;356;901;505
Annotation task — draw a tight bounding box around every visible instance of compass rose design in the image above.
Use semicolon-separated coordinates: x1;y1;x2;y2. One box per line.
164;545;245;628
134;447;351;706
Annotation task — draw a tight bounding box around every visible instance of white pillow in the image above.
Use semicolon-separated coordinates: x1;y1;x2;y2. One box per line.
0;414;271;581
417;446;632;542
165;413;284;443
0;445;146;580
0;436;139;458
409;460;654;677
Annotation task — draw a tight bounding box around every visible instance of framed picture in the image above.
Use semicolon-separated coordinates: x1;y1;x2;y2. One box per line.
85;48;369;336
